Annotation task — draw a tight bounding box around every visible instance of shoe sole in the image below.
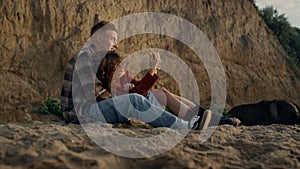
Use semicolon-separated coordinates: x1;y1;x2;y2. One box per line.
198;110;212;130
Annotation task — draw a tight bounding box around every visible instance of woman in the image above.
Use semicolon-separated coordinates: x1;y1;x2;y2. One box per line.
96;51;211;122
95;51;162;108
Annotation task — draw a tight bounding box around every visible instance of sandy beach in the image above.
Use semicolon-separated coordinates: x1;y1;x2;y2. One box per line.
0;122;299;169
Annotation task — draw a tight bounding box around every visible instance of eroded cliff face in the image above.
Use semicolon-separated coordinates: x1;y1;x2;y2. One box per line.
1;0;299;122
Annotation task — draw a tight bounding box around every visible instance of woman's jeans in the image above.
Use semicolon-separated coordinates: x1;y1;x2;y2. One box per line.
88;92;188;129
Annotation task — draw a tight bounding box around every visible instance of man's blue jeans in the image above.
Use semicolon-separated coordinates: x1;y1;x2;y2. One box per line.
88;92;189;129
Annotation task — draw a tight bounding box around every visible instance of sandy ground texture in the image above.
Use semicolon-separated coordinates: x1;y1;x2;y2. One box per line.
0;121;299;169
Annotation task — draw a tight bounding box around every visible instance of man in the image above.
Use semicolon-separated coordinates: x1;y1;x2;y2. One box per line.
60;21;211;130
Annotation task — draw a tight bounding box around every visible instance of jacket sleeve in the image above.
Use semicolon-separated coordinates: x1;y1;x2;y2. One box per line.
129;72;159;96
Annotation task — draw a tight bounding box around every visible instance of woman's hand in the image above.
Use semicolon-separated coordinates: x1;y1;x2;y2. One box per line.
149;51;160;75
123;83;135;90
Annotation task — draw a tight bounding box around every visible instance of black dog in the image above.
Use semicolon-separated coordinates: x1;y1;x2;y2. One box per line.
225;100;300;126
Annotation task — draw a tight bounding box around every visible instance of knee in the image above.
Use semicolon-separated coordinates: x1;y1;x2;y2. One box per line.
128;93;151;109
160;87;167;91
157;87;168;93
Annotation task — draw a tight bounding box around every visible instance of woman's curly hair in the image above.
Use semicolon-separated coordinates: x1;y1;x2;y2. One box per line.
96;51;123;92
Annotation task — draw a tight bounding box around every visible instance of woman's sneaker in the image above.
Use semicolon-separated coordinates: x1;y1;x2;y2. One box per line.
183;106;206;121
189;110;212;130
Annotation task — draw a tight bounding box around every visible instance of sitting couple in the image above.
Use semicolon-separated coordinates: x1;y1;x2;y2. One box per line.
60;21;213;130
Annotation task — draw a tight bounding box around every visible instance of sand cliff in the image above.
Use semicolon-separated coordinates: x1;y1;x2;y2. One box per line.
1;0;300;122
